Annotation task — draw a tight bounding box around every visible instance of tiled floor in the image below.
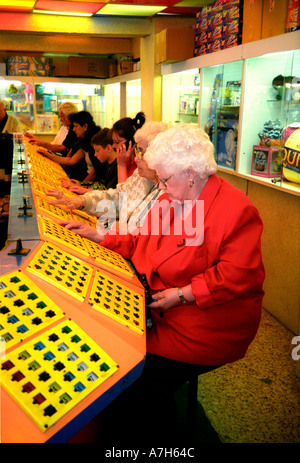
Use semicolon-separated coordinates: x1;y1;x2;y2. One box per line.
196;309;300;443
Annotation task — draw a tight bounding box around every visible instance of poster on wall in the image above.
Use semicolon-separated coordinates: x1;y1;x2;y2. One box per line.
43;95;58;112
36;115;59;133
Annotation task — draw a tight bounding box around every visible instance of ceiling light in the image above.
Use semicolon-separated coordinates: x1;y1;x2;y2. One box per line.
95;4;165;16
33;9;93;17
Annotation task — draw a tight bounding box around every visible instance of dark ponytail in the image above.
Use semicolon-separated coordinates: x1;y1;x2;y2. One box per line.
112;112;146;145
132;112;146;130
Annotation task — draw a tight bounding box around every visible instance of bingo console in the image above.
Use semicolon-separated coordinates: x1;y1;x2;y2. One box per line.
0;137;146;443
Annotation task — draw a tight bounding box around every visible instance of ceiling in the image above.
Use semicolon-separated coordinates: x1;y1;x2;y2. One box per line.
0;0;215;18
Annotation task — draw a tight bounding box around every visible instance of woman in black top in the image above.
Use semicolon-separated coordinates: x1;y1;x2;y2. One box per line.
38;111;101;182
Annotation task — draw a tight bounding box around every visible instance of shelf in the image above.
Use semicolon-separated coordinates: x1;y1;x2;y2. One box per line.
218;105;240;110
178;112;198;116
161;30;300;75
267;99;300;105
218;168;300;197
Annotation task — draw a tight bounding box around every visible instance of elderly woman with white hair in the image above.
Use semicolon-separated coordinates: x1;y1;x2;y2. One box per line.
95;123;265;378
61;123;265;441
60;122;265;380
51;121;168;234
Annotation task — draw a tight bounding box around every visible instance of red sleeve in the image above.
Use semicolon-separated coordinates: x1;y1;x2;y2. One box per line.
100;232;138;261
191;204;265;309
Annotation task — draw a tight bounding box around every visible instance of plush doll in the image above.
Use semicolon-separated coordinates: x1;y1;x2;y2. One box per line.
24;83;34;104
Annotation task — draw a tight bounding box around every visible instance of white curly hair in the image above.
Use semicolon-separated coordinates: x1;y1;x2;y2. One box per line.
134;121;171;146
144;123;217;179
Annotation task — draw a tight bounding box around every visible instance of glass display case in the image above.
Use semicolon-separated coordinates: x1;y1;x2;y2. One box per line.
0;77;142;136
162;69;199;124
0;79;34;132
199;60;243;171
34;81;105;133
160;30;299;194
239;49;300;190
126;79;141;119
103;82;120;127
0;78;105;134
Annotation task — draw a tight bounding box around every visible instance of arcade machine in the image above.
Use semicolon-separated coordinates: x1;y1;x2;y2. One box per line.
0;136;146;443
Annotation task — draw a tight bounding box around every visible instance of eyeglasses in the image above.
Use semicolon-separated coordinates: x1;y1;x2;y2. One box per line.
134;145;145;160
155;173;173;186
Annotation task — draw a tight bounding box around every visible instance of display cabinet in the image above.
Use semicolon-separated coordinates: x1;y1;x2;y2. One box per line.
34;81;105;132
126;79;141;119
101;78;141;126
162;69;199;124
160;31;300;195
0;77;105;134
0;78;35;132
199;60;242;170
0;74;142;136
0;72;141;136
239;49;300;191
102;82;120;128
103;72;141;127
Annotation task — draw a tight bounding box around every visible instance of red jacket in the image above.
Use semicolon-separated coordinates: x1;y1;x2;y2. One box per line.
100;174;265;365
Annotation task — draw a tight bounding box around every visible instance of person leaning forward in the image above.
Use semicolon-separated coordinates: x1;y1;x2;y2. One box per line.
0;100;22;133
58;123;265;442
96;123;265;371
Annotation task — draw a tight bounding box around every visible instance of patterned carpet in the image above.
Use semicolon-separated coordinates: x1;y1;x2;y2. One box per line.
196;309;300;443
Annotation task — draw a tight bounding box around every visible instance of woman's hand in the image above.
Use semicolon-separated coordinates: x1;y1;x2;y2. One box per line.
59;178;80;189
116;141;132;167
58;220;105;243
70;185;91;195
24;132;37;142
37;148;50;157
47;196;83;210
24;132;34;139
46;188;64;199
148;288;181;311
148;285;194;312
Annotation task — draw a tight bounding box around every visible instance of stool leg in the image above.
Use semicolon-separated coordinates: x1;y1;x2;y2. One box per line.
186;376;199;440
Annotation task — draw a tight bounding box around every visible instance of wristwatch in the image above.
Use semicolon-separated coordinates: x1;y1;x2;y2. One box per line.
178;287;185;303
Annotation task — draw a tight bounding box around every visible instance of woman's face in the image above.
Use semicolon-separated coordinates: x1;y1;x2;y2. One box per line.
112;130;127;150
156;170;189;203
73;122;87;138
134;145;157;183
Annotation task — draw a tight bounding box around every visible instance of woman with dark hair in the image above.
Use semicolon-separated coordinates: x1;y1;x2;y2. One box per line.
37;110;101;182
111;112;146;182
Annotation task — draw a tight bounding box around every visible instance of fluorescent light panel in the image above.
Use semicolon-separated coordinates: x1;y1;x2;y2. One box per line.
0;0;35;9
34;0;104;14
109;0;178;4
95;4;165;15
33;9;93;16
